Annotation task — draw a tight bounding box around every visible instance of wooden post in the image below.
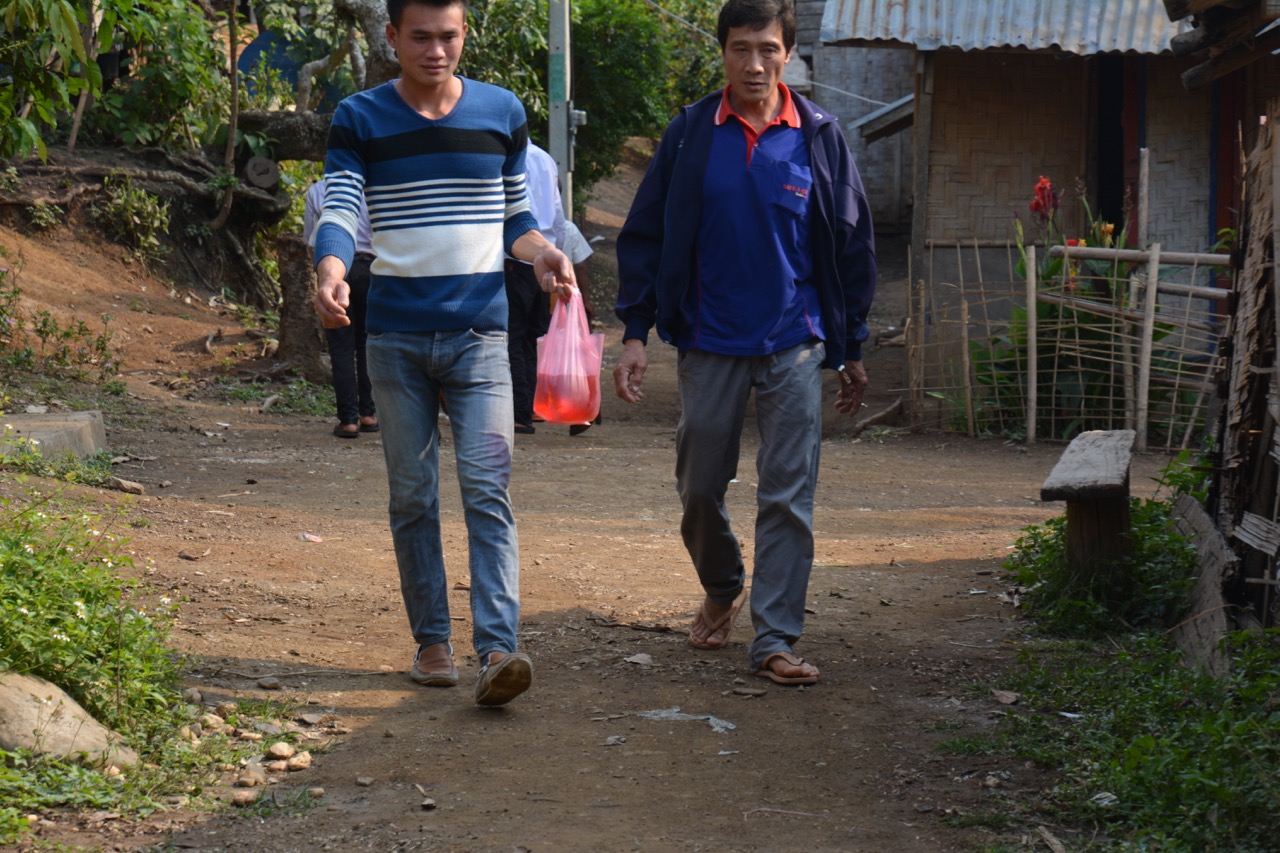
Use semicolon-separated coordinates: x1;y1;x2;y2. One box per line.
1026;245;1038;446
908;52;935;316
1041;429;1136;599
1124;274;1139;430
1138;148;1150;249
1136;242;1162;452
961;296;975;436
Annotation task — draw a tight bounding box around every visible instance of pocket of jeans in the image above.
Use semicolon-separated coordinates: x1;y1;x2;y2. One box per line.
469;328;508;344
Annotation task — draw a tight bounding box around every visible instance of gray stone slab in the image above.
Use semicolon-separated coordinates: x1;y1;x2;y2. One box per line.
1040;429;1136;502
2;410;106;459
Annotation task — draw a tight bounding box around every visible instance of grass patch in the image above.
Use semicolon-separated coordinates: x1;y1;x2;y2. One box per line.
961;457;1280;850
0;482;299;845
986;633;1280;851
205;377;334;417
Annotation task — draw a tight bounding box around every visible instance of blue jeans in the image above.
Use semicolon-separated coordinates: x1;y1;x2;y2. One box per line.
675;342;824;670
365;329;520;660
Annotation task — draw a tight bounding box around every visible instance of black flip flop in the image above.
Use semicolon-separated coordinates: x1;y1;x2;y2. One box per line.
359;421;380;433
333;423;359;439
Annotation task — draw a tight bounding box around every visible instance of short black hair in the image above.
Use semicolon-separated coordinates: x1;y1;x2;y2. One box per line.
386;0;468;29
716;0;796;51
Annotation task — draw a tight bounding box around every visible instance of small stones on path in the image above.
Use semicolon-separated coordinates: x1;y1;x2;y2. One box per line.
230;789;260;807
257;676;282;690
356;776;375;787
265;742;296;760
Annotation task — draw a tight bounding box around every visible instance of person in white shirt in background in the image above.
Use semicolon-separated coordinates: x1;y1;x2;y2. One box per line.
303;178;378;439
506;143;565;435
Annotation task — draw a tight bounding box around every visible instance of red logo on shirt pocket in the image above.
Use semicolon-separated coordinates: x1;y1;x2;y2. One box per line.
782;183;809;199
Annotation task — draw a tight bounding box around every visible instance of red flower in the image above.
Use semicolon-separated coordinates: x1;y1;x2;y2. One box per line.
1030;176;1058;226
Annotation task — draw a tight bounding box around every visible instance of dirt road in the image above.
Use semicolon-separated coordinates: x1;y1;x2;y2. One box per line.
1;182;1173;851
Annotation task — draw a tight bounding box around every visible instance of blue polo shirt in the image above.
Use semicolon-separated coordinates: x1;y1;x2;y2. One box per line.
678;83;820;356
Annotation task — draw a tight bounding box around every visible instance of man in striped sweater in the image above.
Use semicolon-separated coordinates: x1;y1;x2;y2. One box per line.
313;0;575;707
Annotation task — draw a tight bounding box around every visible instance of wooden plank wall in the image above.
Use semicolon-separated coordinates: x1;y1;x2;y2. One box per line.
1214;100;1280;627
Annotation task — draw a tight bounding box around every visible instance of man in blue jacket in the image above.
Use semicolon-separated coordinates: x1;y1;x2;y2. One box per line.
613;0;876;686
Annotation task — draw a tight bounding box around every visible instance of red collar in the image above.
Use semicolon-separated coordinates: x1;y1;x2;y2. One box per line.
714;82;800;131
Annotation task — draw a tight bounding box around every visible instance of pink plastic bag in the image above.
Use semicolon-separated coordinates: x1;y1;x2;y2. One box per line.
533;291;605;425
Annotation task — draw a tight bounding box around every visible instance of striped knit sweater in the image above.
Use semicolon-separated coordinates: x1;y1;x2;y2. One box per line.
314;77;537;334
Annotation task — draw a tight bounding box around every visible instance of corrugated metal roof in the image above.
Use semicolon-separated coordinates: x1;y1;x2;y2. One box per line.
820;0;1192;55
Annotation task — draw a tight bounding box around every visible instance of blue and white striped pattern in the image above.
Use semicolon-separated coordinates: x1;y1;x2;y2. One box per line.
315;78;537;334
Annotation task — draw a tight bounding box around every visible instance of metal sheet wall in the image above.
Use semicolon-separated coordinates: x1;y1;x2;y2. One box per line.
821;0;1190;55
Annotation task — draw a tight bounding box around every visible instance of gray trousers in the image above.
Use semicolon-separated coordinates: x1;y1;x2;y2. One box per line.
675;342;824;669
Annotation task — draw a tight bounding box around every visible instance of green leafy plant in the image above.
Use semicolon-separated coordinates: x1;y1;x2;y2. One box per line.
1152;447;1213;505
0;167;21;193
970;177;1159;441
28;202;61;231
0;487;179;734
0;0;98;160
1004;496;1195;637
0;258;121;382
85;0;226;149
0;483;317;845
92;176;170;266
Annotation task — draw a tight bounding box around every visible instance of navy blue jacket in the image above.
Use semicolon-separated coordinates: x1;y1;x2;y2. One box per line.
615;89;877;366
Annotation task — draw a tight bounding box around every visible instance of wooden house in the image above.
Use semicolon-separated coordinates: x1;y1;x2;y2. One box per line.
816;0;1280;278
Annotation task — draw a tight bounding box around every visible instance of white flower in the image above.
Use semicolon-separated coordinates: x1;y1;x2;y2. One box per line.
74;600;86;620
17;607;29;615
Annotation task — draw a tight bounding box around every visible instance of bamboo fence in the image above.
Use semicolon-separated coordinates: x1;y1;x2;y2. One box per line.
906;240;1232;449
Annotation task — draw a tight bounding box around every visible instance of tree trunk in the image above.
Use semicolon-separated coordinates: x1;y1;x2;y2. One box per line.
335;0;399;88
239;110;333;162
275;234;330;384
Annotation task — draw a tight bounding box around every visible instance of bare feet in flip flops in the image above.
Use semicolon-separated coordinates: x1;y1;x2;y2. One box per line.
755;651;820;685
689;588;747;650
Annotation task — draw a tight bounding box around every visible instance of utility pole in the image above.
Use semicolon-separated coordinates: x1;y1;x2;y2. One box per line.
548;0;572;216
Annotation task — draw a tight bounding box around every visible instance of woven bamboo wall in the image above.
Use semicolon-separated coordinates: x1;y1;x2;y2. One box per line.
1145;57;1213;255
927;51;1089;244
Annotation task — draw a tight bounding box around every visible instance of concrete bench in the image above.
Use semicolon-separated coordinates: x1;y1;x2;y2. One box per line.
1040;429;1136;578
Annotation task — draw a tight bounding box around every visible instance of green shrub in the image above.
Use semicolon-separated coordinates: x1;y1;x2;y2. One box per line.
28;203;61;231
1005;496;1195;637
0;488;180;735
91;176;171;267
